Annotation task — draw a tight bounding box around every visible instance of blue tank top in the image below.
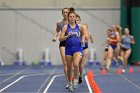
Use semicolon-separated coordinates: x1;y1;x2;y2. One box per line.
121;35;132;49
65;24;82;48
59;19;65;31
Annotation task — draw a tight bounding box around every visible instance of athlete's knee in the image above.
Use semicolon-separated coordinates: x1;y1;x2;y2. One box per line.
124;56;128;60
82;53;88;58
63;62;67;67
104;57;107;60
79;63;83;68
62;58;66;63
107;56;112;60
67;66;72;72
73;63;79;68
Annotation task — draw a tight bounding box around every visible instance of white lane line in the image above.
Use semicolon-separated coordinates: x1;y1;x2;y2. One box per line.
24;73;48;77
0;76;25;92
0;73;16;76
110;68;140;90
0;72;54;77
42;72;114;93
0;72;58;93
0;68;29;84
85;75;93;93
37;68;57;92
84;72;116;93
43;74;64;93
120;75;140;90
0;67;59;93
44;74;100;93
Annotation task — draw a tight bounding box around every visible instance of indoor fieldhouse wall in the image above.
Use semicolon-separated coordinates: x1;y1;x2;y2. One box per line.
0;0;120;8
0;1;120;65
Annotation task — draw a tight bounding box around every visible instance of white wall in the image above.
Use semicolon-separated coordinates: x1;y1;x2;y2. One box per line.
0;0;120;8
0;9;120;65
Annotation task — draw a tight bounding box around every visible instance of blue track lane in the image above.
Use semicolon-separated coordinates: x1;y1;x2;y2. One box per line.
2;74;50;92
0;65;140;93
94;73;140;93
47;76;89;93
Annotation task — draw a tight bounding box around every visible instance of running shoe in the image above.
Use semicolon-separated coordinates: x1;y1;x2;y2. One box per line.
66;83;69;89
78;76;82;84
73;79;78;89
68;82;73;92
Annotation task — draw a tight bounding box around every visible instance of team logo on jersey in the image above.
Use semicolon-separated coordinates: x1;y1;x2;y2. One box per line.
110;33;116;38
72;31;81;37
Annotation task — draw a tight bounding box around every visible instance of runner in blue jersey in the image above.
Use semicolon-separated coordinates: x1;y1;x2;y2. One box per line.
120;28;135;72
59;12;86;92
